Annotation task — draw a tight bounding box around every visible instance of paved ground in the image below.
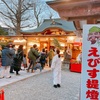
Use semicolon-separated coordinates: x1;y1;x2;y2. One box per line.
1;66;81;100
0;67;51;87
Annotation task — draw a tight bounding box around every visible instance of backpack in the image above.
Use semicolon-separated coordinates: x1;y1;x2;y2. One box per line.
40;53;46;63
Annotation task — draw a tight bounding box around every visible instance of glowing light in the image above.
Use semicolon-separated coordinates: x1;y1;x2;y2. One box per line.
60;42;65;47
67;36;75;43
36;38;38;40
14;39;26;43
28;42;33;46
23;46;26;49
15;45;19;49
2;38;4;40
46;38;48;40
68;36;74;41
44;43;47;47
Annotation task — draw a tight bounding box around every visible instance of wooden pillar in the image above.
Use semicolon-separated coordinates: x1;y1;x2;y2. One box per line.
74;21;81;30
39;38;40;51
25;37;28;59
25;37;28;54
48;38;50;51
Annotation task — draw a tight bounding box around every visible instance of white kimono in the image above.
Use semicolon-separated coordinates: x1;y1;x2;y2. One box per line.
51;54;62;85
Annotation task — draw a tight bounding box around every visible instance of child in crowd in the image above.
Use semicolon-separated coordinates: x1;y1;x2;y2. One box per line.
23;54;27;70
34;58;42;72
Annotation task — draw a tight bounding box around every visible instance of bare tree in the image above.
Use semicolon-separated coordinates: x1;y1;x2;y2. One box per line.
0;0;33;35
30;0;58;28
0;0;59;35
29;0;46;28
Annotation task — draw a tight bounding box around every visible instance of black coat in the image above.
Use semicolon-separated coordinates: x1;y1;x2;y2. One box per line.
12;55;21;71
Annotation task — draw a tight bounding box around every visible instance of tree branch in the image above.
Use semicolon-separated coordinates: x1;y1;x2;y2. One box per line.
1;0;16;15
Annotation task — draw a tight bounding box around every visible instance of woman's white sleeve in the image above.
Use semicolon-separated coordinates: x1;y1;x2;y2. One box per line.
51;56;56;69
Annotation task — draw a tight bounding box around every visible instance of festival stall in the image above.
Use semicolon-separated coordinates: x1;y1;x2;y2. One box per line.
69;38;82;73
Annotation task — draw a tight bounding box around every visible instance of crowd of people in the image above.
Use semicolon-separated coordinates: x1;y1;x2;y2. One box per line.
0;44;24;78
0;44;80;88
0;44;56;78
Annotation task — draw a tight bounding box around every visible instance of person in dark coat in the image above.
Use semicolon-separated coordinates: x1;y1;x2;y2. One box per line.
40;48;47;69
12;54;21;75
0;45;14;78
17;45;24;70
9;45;16;73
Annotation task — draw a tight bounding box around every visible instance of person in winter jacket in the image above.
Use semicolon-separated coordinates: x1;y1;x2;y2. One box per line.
0;45;14;78
63;46;71;67
40;48;47;69
17;45;24;70
9;44;16;73
12;54;21;75
51;49;62;88
27;44;39;73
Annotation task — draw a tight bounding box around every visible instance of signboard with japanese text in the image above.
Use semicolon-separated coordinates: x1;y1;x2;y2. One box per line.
81;25;100;100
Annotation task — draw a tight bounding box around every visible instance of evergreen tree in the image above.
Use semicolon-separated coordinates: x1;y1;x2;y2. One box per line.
0;27;8;35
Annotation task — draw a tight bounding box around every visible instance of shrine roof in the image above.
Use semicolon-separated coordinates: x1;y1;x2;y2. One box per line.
21;18;76;33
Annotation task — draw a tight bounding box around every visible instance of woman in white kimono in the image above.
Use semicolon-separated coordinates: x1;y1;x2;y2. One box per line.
51;49;62;88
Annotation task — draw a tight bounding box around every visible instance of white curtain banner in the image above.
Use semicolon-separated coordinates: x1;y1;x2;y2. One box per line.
81;25;100;100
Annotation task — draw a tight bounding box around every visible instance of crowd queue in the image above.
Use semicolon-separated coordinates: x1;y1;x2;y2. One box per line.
0;43;74;88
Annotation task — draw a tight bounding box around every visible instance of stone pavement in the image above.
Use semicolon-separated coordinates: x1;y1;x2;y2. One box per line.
3;67;81;100
0;64;81;100
0;67;51;88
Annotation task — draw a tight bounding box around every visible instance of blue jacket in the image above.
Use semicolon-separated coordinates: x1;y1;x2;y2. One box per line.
1;47;14;66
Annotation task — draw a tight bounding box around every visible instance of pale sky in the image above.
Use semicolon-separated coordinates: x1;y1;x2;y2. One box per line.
0;0;59;29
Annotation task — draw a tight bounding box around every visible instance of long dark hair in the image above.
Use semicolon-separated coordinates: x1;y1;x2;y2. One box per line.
56;49;60;58
18;45;23;50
